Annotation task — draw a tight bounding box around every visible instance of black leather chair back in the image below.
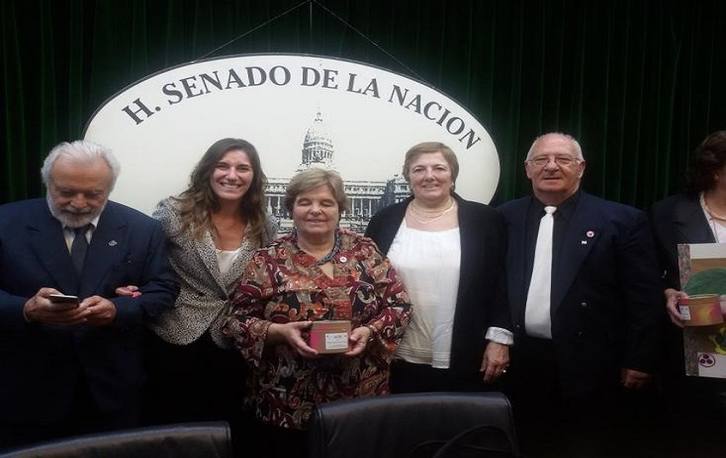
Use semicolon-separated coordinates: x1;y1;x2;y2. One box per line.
0;422;232;458
309;392;519;458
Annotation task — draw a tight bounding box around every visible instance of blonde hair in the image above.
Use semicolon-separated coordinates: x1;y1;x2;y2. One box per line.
401;142;459;186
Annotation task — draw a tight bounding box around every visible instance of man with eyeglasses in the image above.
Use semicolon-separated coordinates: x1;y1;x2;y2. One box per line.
498;133;664;458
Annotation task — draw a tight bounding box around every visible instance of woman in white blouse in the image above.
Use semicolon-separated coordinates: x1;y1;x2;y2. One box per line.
144;138;276;431
365;141;512;392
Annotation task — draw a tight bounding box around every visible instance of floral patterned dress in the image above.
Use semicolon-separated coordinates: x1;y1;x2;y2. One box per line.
222;228;412;429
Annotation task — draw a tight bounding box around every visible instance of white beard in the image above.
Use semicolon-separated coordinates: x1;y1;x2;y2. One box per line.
46;193;106;228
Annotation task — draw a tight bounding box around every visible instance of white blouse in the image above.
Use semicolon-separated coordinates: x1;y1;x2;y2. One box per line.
700;193;726;243
215;247;242;276
388;221;461;369
711;220;726;243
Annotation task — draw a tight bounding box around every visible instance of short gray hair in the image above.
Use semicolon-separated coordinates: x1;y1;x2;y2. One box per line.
284;168;350;214
41;140;121;189
526;133;584;161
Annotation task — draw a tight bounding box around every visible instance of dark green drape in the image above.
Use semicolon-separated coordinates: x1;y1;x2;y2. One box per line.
2;0;725;208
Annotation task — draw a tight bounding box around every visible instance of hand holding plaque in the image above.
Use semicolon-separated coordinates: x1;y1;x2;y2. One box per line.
309;320;351;354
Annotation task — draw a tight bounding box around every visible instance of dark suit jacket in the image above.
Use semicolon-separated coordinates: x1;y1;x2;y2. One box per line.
0;198;179;425
650;193;715;290
365;195;511;378
650;193;720;378
498;192;663;397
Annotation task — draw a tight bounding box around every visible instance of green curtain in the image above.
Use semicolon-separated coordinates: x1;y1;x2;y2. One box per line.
2;0;725;208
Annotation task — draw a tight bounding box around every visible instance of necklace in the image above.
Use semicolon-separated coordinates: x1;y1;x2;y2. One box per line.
314;230;341;265
408;198;456;224
293;228;341;265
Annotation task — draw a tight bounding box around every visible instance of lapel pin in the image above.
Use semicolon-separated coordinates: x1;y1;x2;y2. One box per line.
581;240;588;245
586;230;595;238
108;240;118;246
339;256;348;263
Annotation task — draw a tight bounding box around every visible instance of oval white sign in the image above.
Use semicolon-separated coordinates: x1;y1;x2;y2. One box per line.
84;54;499;231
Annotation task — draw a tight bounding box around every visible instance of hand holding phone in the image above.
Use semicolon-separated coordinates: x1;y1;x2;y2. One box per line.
48;293;80;310
23;288;86;326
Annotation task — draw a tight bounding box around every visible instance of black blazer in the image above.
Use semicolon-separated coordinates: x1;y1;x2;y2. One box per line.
499;192;664;397
650;193;715;290
0;198;179;425
365;195;511;377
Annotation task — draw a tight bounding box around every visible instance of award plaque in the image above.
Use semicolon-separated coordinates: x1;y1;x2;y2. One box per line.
309;320;351;354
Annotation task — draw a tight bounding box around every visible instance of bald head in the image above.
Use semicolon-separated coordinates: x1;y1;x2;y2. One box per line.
524;133;586;205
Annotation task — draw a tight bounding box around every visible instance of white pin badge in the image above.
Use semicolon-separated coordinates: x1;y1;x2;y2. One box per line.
586;230;595;238
108;240;118;246
339;256;348;263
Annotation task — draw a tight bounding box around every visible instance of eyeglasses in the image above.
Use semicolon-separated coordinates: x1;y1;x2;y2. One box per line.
525;155;581;168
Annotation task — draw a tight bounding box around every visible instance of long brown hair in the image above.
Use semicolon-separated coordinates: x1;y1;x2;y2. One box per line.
173;138;269;245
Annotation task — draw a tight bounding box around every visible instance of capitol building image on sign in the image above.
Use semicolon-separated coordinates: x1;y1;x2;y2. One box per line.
265;112;410;233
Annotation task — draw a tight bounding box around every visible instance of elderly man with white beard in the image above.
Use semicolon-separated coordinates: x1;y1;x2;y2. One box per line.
0;140;178;450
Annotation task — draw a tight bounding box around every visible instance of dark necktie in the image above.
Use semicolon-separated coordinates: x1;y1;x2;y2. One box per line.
70;225;91;274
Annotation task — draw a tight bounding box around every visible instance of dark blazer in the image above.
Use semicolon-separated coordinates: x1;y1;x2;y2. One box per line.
365;195;511;377
0;198;179;425
650;193;715;290
498;192;664;397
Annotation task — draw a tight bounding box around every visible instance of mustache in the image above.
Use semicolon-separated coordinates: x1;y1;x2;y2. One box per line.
46;193;106;229
60;206;94;215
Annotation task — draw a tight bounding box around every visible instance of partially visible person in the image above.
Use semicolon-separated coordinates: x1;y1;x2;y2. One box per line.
365;141;512;393
223;168;411;458
0;140;178;450
652;130;726;323
143;138;276;436
499;132;664;458
650;130;726;457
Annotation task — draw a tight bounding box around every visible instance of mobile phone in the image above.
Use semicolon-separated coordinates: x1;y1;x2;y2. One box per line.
48;294;80;310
